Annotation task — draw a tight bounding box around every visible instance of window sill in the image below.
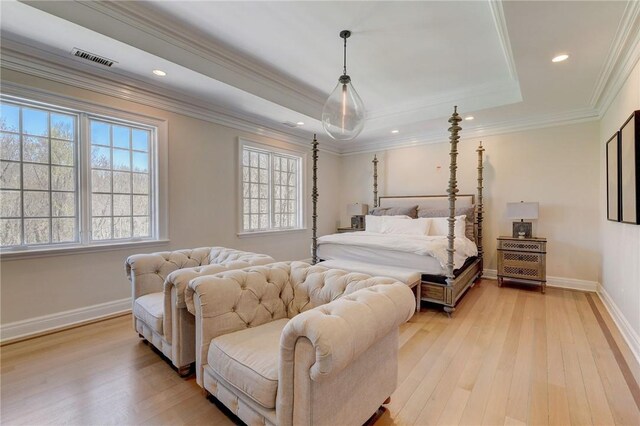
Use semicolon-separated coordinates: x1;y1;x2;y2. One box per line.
237;228;308;238
0;239;171;261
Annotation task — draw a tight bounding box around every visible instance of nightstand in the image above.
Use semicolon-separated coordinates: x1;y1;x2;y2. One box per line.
497;236;547;293
336;227;364;233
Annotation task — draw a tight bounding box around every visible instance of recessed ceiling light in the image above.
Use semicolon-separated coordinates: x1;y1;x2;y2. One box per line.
391;129;399;134
552;54;569;63
296;121;305;126
152;69;167;76
465;116;474;121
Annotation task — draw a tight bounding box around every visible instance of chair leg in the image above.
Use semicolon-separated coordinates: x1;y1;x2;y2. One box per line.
177;365;191;377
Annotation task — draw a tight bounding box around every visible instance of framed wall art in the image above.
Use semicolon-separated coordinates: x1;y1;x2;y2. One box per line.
620;110;640;225
606;131;620;222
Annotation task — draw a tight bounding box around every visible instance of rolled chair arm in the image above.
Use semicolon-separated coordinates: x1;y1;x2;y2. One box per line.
125;247;212;299
280;283;415;381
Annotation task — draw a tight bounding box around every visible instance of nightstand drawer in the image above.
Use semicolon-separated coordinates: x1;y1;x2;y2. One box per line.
501;265;544;281
498;239;545;253
501;251;543;266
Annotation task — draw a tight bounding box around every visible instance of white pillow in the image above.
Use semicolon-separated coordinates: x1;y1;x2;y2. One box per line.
365;215;410;233
381;217;431;236
428;215;466;238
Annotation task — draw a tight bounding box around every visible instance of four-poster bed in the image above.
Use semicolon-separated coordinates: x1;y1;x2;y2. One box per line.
310;107;485;316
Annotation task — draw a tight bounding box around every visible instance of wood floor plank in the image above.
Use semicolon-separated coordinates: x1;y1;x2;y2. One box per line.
574;292;640;425
504;293;536;424
563;290;616;425
458;288;519;425
392;285;487;424
527;288;548;425
545;292;571;426
2;281;639;426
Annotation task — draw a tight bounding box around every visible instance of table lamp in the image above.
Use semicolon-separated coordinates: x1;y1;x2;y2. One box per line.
347;203;368;229
506;201;539;238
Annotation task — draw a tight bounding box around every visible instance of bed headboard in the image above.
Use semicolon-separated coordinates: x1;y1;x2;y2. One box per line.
378;194;475;211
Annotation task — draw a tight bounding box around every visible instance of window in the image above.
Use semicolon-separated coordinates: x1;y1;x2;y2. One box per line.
240;141;304;233
89;119;152;241
0;97;159;251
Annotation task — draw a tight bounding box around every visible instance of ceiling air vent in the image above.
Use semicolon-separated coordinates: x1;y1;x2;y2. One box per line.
71;48;116;67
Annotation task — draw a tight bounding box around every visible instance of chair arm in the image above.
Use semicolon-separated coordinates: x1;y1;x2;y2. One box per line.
280;283;415;381
125;247;211;299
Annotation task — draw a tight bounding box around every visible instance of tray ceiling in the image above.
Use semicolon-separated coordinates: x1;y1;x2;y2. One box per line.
1;1;637;154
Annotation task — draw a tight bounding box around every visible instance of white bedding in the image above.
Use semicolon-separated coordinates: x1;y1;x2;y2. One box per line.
317;231;477;272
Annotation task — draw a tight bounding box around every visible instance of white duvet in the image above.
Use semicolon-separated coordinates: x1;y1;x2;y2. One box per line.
317;232;477;270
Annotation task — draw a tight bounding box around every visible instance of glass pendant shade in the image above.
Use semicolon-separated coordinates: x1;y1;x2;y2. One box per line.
322;77;366;141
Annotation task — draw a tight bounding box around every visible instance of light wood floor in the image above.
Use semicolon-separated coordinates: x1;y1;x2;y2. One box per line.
2;280;639;425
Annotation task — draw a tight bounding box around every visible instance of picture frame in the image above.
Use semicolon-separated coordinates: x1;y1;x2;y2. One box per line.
606;131;620;222
620;110;640;225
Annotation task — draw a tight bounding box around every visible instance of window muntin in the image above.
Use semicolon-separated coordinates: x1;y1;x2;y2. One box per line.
89;119;152;241
0;102;79;247
0;98;157;251
241;145;302;233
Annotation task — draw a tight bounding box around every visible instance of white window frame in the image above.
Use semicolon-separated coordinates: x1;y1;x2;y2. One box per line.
237;138;307;237
0;88;169;259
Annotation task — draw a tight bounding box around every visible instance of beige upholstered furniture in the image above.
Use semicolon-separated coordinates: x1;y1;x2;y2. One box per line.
126;247;275;375
185;261;415;426
318;259;422;313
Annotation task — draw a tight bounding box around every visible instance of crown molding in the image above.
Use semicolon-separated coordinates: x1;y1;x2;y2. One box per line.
489;0;519;82
590;0;640;115
341;107;600;156
0;42;342;155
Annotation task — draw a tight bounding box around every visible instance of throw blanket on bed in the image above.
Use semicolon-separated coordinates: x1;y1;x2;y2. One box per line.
317;232;478;270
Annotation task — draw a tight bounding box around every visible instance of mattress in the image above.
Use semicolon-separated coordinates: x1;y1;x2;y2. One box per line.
317;243;446;275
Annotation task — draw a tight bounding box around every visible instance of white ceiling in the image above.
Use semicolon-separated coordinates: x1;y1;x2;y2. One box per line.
1;1;638;154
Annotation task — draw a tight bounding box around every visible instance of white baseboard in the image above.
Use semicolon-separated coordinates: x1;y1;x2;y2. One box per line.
0;297;132;344
482;269;598;292
596;285;640;366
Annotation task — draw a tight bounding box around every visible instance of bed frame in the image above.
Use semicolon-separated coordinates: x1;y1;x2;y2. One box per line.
310;107;486;316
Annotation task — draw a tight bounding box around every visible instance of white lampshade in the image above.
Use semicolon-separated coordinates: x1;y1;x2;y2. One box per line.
506;202;539;220
347;203;368;216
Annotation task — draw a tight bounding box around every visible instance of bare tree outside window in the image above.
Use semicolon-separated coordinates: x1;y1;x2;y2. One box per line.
241;145;302;233
89;119;152;241
0;99;156;250
1;103;77;247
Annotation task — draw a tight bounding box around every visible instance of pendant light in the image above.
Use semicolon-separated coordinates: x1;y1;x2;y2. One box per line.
322;30;366;141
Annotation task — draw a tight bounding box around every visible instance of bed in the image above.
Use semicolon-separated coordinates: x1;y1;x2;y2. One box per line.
310;107;486;315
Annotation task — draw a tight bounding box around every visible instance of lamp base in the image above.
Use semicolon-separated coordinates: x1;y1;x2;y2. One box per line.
512;221;532;238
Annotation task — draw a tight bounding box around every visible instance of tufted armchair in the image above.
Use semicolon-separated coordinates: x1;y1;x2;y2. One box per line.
125;246;275;375
185;261;415;426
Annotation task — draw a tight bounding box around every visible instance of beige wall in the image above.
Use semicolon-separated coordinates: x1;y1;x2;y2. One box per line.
0;68;341;325
339;121;602;283
599;58;640;338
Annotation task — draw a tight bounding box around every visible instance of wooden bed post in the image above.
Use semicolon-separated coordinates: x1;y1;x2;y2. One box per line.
445;107;462;316
311;134;319;265
476;141;485;276
372;154;379;207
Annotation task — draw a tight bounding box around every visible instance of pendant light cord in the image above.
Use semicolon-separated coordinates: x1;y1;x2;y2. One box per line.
343;36;347;76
